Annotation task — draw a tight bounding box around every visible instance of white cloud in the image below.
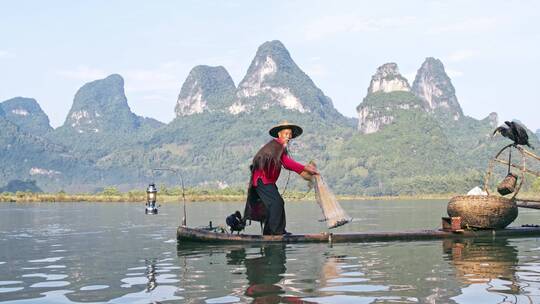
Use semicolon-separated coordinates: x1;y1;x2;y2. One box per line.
446;50;478;62
428;17;499;34
304;15;417;41
56;66;108;81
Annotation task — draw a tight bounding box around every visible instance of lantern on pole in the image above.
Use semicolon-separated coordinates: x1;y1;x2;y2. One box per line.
145;183;158;214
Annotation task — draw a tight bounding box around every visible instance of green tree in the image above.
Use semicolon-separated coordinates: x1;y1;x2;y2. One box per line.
102;186;120;196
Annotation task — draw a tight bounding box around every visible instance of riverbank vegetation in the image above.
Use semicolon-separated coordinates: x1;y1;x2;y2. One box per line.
0;185;457;203
2;179;539;203
2;189;539;203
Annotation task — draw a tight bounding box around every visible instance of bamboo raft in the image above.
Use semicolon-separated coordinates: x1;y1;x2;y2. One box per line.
177;225;540;244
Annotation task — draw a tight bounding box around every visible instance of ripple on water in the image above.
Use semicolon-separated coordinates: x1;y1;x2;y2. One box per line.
0;290;77;303
303;295;376;304
22;273;69;280
0;287;24;293
327;278;369;283
161;266;181;270
0;261;5;265
28;257;64;263
155;274;179;284
80;285;109;291
30;281;70;288
44;265;67;269
340;271;365;276
205;295;241;303
319;284;389;292
120;274;179;288
108;285;183;304
0;281;23;286
12;233;32;238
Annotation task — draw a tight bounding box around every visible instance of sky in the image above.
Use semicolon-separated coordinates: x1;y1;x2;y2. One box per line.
1;0;539;131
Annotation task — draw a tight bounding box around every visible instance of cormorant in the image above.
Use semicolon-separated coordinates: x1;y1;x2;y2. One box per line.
493;121;534;149
226;211;245;234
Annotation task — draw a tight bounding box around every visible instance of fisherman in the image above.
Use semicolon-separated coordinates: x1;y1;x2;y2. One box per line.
243;121;318;235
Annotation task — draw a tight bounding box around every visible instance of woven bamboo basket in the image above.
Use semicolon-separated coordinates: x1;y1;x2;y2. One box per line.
447;195;518;229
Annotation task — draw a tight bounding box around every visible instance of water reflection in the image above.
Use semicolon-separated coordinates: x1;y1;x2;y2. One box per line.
444;239;518;286
226;245;310;303
443;238;529;303
144;259;157;292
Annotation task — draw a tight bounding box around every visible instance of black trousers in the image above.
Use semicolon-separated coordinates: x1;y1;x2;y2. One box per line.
255;179;286;235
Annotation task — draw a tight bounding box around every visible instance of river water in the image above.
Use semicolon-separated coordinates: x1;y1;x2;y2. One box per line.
1;200;540;303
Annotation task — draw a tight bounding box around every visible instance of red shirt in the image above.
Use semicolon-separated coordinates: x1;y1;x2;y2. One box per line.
252;138;305;187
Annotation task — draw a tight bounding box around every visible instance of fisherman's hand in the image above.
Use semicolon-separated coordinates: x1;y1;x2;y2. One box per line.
304;164;319;175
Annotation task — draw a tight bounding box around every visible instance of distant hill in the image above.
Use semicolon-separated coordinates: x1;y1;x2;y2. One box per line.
412;57;463;121
0;112;95;192
48;74;163;161
1;41;538;194
1;97;52;136
175;65;236;116
0;179;42;193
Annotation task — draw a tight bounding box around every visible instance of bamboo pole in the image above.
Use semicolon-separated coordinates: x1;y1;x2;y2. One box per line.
519;147;540;162
516;200;540;210
493;159;540;177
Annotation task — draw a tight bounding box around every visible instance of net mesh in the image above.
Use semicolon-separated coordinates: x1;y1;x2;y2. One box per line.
312;174;352;229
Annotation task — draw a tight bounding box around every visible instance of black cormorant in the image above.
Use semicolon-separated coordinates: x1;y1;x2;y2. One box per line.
226;211;245;234
493;121;534;149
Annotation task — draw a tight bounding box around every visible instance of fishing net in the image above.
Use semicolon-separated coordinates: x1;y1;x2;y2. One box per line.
313;175;352;228
302;162;352;229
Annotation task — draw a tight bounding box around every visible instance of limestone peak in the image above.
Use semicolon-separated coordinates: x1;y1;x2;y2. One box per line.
233;40;340;118
1;97;52;135
175;65;236;117
367;63;411;94
412;57;463;120
63;74;137;133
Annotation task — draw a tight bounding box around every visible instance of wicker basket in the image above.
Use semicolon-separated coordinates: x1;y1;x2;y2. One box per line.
447;195;518;229
497;173;517;196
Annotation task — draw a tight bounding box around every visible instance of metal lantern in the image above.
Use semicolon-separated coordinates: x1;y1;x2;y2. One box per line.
145;183;158;214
